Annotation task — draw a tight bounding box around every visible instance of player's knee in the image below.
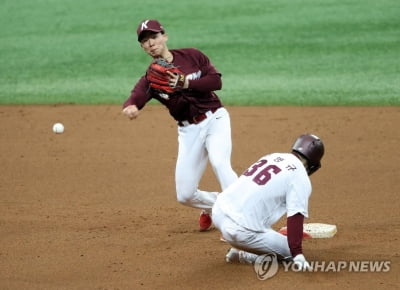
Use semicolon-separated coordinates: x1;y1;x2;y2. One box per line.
176;183;197;205
176;192;192;205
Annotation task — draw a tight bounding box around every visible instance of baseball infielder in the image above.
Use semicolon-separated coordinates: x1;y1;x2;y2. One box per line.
122;20;238;231
212;134;325;270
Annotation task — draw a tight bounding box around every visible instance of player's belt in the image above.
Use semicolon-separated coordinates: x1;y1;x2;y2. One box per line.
178;108;218;127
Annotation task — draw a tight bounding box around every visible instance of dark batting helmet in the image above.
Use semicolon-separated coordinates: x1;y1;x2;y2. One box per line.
292;134;325;175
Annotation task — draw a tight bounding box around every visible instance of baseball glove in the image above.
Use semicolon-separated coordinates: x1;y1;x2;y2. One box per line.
146;58;185;94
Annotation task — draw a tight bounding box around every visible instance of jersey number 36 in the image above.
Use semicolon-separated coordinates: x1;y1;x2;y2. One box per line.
242;159;282;186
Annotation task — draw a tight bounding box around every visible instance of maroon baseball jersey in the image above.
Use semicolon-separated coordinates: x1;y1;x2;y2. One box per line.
123;48;223;122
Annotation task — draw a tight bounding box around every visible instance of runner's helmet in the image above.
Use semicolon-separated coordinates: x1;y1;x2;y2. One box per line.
292;134;325;175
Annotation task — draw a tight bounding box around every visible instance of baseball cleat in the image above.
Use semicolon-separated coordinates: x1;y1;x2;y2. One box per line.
225;248;257;264
225;248;240;263
199;210;212;231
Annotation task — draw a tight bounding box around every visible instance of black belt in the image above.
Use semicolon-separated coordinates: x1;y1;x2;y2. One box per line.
178;108;218;127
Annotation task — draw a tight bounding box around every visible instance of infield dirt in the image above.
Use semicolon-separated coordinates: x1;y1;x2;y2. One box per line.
0;105;399;289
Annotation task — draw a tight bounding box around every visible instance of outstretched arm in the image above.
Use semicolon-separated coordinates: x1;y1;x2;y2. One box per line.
287;213;312;270
287;213;304;257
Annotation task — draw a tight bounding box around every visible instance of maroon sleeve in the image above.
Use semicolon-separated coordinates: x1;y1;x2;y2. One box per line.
286;213;304;257
122;76;152;109
188;73;222;92
177;48;222;93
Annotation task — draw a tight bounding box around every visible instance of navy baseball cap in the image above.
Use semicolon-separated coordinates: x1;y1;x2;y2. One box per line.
137;19;165;42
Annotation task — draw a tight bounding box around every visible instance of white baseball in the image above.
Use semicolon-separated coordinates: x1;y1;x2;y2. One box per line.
52;123;64;134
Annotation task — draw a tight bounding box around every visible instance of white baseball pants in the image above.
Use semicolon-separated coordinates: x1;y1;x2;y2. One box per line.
175;107;238;209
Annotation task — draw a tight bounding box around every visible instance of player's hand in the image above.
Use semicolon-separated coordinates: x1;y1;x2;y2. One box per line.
166;71;188;89
293;254;312;271
122;105;139;120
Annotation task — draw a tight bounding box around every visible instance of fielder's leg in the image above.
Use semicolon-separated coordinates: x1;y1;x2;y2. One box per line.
206;107;238;190
175;124;218;209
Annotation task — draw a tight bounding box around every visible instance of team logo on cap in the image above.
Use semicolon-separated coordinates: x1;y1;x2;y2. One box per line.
140;20;150;31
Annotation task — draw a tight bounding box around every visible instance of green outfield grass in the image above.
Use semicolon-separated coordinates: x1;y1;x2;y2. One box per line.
0;0;399;105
